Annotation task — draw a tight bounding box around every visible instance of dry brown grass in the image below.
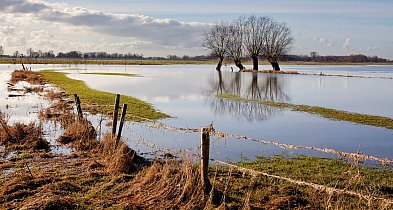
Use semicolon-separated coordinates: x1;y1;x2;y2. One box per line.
0;114;49;151
10;70;43;85
24;86;44;93
57;118;97;151
44;90;66;101
100;133;146;174
39;101;75;128
124;160;207;209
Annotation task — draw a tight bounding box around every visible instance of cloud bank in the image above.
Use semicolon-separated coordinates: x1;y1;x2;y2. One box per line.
0;0;209;50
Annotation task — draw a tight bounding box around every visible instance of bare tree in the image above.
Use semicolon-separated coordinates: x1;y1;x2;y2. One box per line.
26;48;34;58
243;16;272;70
263;21;294;71
226;18;245;71
202;22;229;71
0;46;3;56
13;50;20;58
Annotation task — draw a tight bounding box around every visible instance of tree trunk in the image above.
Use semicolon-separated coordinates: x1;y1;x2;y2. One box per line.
270;61;280;71
235;60;245;71
216;57;223;71
252;56;258;70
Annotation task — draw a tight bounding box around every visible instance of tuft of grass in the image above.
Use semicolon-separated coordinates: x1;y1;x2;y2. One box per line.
218;93;393;130
57;118;98;151
10;70;43;85
100;133;146;174
126;160;206;209
0;114;49;151
38;70;169;121
80;72;139;77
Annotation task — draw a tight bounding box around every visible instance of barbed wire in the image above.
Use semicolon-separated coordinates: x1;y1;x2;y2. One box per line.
214;160;393;206
297;72;393;80
125;127;201;159
74;103;393;164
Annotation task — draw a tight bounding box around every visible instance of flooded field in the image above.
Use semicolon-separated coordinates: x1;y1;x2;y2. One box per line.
1;64;393;163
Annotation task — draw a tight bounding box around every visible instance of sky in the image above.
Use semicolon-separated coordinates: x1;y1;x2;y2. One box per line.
1;0;393;59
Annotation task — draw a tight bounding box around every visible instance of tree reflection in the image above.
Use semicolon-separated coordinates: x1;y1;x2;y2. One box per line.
208;97;279;121
246;73;289;102
206;70;290;122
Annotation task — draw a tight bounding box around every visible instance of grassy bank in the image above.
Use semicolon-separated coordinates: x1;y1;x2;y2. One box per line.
218;93;393;130
38;70;169;121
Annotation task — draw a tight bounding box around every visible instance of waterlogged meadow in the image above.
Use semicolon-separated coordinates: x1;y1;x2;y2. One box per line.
2;63;393;208
2;63;392;162
60;65;393;159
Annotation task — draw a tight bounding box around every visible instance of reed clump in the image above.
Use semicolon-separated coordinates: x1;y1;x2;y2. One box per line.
10;70;43;85
57;118;97;151
100;133;146;174
125;160;206;209
39;101;75;128
0;114;49;151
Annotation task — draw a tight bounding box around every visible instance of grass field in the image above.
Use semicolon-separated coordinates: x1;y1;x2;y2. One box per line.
218;93;393;130
38;70;169;121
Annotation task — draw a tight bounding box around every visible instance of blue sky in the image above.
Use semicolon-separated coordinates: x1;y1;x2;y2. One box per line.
1;0;392;59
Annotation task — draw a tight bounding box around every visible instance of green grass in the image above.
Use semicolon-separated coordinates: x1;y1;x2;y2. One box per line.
218;93;393;130
38;70;169;121
210;155;393;209
239;155;393;191
80;72;139;77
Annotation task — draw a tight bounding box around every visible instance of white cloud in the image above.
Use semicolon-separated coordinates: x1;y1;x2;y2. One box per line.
30;29;52;39
313;35;333;47
2;36;27;47
0;26;16;35
366;46;379;51
343;37;351;50
0;0;209;48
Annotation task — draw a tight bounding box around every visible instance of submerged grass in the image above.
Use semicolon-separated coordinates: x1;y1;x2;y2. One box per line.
218;93;393;130
80;72;139;77
38;70;169;121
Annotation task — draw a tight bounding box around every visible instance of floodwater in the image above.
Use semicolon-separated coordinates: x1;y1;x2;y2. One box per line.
1;64;393;163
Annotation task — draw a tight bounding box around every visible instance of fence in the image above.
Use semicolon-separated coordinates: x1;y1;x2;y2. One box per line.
70;93;393;206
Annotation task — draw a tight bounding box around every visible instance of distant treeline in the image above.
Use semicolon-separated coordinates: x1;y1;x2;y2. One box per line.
4;48;211;61
282;53;390;63
0;48;390;63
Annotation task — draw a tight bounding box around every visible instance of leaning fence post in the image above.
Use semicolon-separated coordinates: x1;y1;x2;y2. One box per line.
112;94;120;137
116;104;127;145
74;94;83;120
201;127;211;194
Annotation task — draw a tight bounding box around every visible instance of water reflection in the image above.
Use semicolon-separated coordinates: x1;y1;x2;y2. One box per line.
207;70;289;121
254;73;289;102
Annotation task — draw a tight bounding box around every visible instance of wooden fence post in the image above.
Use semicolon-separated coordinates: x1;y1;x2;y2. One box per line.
201;127;211;194
116;104;127;145
74;94;83;120
112;94;120;137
